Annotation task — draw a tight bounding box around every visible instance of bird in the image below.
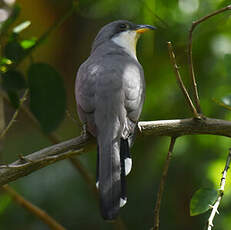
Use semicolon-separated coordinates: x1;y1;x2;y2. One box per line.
75;20;155;220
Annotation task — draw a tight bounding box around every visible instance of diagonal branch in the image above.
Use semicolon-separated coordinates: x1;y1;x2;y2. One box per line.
2;185;66;230
167;41;199;118
0;89;28;139
153;137;176;230
188;5;231;114
206;148;231;230
1;117;231;186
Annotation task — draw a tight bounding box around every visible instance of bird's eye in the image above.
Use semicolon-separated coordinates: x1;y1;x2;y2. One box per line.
119;23;129;30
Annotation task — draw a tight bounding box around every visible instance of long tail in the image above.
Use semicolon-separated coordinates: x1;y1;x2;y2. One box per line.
97;136;121;220
97;137;131;220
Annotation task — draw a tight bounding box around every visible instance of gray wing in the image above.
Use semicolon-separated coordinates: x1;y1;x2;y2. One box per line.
75;60;98;136
122;61;145;139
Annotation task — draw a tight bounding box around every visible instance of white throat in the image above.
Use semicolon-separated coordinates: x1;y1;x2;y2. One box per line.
111;31;139;60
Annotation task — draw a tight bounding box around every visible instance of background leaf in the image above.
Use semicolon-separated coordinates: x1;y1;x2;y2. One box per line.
4;40;25;62
7;90;19;108
20;38;37;49
13;20;31;34
28;63;66;132
190;188;218;216
2;70;26;91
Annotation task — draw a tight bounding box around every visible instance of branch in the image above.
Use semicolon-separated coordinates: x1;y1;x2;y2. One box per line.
206;148;231;230
153;137;176;230
0;89;28;139
188;5;231;114
2;185;66;230
167;41;199;118
0;117;231;186
2;92;128;229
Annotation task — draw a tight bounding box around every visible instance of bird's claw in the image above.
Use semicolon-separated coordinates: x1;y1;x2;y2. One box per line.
81;123;87;139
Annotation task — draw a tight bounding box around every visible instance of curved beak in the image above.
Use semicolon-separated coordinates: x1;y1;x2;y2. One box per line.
135;24;157;34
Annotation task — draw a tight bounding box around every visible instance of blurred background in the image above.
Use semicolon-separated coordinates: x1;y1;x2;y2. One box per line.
1;0;231;229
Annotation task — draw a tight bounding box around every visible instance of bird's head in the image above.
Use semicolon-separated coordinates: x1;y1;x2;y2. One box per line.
91;20;156;56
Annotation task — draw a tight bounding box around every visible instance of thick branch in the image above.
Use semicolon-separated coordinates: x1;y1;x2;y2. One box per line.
1;117;231;186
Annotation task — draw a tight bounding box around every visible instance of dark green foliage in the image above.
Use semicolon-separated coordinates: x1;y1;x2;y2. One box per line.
2;70;26;108
190;188;218;216
4;40;25;63
7;90;19;108
28;63;66;133
2;70;26;91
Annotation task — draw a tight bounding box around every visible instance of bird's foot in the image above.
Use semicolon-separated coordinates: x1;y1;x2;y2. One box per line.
81;123;88;139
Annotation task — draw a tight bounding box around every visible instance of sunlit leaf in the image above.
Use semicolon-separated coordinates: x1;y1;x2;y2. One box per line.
0;194;11;215
0;57;12;66
28;63;66;132
20;38;37;49
4;40;25;62
13;20;31;34
2;70;26;91
190;188;218;216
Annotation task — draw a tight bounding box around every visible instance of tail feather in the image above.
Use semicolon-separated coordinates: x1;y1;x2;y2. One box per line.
98;137;121;220
97;137;132;220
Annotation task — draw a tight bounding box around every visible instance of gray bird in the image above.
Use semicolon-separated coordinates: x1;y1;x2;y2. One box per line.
75;20;155;220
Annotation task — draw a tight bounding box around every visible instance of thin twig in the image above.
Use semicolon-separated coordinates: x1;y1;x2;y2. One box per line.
2;185;66;230
206;148;231;230
153;137;177;230
188;4;231;114
0;89;28;139
167;41;200;118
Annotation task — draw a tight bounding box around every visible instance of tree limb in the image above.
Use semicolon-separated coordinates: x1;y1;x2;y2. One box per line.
1;117;231;186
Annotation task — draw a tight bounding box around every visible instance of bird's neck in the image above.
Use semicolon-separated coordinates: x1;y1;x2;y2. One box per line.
111;31;140;60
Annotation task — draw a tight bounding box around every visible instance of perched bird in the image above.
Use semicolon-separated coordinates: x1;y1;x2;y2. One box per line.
75;20;155;220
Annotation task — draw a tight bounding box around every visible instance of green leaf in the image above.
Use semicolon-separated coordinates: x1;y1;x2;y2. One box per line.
190;188;218;216
0;57;12;66
0;194;11;215
20;38;37;49
28;63;66;132
13;20;31;34
4;40;25;62
2;70;26;91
